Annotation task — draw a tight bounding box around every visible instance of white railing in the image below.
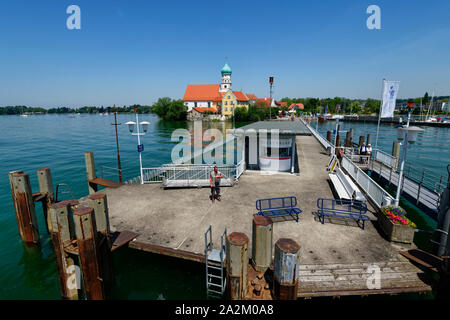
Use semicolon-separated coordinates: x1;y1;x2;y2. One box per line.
236;159;245;179
373;149;397;168
140;163;241;186
300;118;335;154
341;156;394;208
301;117;394;208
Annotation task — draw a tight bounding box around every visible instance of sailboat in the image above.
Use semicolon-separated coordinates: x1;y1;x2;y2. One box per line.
20;106;29;117
425;91;437;122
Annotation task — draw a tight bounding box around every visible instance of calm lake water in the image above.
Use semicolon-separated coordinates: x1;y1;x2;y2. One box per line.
0;114;448;299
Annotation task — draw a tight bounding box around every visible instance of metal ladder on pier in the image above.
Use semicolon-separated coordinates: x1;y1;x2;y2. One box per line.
204;226;227;299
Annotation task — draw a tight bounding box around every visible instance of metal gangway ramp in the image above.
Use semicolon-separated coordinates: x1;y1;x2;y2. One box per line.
204;226;227;299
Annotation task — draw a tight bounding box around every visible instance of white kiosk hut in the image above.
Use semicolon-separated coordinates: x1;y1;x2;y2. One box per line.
230;121;311;173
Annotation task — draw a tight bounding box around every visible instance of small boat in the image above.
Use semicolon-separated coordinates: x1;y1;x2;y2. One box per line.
318;115;327;123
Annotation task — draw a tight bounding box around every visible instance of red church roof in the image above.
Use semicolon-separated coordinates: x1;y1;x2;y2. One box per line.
183;84;222;102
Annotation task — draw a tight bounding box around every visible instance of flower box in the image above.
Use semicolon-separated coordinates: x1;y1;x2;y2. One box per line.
378;206;415;244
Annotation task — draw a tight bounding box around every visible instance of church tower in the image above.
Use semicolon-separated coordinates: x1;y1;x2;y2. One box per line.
219;63;232;92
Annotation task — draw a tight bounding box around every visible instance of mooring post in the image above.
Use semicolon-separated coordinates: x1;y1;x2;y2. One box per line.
11;173;40;245
345;130;351;148
88;193;114;286
326;131;331;142
85;152;97;195
273;238;301;300
9;170;24;239
251;216;273;272
366;133;372;146
37;168;54;233
49;202;79;300
348;128;354;147
73;206;104;300
226;232;249;300
335;134;341;147
392;141;400;170
358;136;365;148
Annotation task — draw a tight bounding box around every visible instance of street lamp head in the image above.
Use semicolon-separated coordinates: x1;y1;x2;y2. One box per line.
125;121;136;133
397;126;423;144
140;121;150;133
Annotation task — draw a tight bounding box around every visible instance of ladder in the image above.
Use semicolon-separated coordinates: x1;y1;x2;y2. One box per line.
204;225;227;299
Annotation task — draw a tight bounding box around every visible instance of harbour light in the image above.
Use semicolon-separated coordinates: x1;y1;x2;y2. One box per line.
125;121;136;133
397;126;423;144
140;121;150;133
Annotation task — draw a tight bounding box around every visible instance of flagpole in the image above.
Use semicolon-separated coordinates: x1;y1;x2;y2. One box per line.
374;78;385;152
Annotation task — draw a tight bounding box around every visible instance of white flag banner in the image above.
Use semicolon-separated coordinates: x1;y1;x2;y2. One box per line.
380;81;400;118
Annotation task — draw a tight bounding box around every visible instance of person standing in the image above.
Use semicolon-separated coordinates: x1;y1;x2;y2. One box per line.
359;142;367;163
210;166;224;203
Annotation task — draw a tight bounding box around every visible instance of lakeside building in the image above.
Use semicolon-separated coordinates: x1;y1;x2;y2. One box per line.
183;63;250;118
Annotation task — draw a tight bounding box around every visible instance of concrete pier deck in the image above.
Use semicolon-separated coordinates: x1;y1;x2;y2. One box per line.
88;134;432;297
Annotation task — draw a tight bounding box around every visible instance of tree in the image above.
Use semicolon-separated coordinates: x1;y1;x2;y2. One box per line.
364;98;380;114
164;100;187;121
423;92;429;105
152;97;172;118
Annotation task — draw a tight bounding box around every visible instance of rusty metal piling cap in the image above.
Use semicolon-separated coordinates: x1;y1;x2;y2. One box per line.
275;238;301;254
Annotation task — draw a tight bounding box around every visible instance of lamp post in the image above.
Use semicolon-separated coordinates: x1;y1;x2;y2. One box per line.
394;125;423;206
111;105;123;183
269;76;274;120
125;106;150;184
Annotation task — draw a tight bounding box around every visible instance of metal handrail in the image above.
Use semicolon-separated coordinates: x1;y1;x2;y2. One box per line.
55;183;76;202
100;165;122;179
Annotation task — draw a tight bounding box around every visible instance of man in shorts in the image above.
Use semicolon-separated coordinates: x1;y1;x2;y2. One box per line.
209;166;224;203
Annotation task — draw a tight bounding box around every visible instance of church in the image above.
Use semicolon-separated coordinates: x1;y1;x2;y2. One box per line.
183;63;250;118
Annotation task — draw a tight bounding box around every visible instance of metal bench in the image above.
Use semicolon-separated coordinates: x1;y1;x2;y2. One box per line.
328;168;366;201
317;198;370;230
256;196;302;223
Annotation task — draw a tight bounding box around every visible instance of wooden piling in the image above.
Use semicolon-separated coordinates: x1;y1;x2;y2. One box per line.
346;128;354;147
326;131;331;142
273;238;301;300
251;216;273;272
226;232;249;300
358;136;365;147
366;133;372;145
392;141;400;170
335;134;341;147
73;206;104;300
84;152;97;195
88;193;114;286
11;173;40;244
37;168;54;233
49;202;79;300
9;170;24;239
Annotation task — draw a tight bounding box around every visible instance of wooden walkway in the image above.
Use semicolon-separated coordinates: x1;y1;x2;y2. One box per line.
369;161;440;218
297;256;432;298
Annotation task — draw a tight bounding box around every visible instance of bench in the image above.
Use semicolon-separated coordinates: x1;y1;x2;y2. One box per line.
328;168;366;201
256;196;302;223
317;198;370;230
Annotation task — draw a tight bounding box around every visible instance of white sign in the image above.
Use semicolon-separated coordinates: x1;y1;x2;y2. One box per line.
381;81;400;118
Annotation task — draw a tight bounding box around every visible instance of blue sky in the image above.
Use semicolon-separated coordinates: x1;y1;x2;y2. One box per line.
1;0;450;108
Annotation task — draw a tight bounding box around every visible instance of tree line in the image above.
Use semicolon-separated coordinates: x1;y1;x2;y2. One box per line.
0;105;152;115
